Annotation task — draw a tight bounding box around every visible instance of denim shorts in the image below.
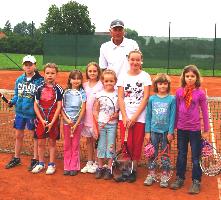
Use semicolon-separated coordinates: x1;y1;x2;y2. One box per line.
13;115;35;130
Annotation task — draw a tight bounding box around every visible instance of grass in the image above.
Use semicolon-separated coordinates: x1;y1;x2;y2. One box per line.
0;53;221;76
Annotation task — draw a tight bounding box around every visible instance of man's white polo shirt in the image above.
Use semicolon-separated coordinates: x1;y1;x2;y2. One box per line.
99;37;139;78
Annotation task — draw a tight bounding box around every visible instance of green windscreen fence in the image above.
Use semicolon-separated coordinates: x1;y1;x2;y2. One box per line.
43;34;109;67
43;34;221;75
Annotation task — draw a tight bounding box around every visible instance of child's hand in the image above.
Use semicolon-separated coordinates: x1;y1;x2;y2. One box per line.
93;128;99;139
122;116;129;127
40;119;47;128
167;134;174;142
67;119;74;127
110;112;119;121
46;122;53;133
145;133;151;143
70;124;77;137
8;100;13;108
93;123;99;139
202;131;209;135
128;115;137;127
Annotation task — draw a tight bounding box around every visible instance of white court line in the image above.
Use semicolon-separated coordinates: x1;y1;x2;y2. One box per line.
206;90;221;200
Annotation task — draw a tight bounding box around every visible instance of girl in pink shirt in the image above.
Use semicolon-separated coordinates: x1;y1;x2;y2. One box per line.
81;62;103;174
170;65;209;194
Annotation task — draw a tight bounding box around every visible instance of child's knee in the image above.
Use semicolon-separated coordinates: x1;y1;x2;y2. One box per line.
15;132;24;140
49;139;56;147
86;137;92;144
109;144;114;152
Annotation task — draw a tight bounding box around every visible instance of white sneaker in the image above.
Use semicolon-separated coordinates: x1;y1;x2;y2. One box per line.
81;162;92;173
144;175;155;186
160;171;169;188
46;165;56;175
32;164;45;174
88;162;98;174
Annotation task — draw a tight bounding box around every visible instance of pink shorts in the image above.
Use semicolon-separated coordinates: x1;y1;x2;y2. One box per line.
119;120;145;161
81;125;95;138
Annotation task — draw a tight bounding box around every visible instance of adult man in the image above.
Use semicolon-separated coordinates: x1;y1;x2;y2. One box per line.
99;19;139;78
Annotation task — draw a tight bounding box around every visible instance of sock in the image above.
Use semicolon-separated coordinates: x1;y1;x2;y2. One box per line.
48;162;55;166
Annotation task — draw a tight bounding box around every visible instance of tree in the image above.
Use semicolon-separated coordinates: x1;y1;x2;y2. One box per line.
41;1;95;34
148;37;156;48
13;21;36;36
125;28;139;40
3;20;12;35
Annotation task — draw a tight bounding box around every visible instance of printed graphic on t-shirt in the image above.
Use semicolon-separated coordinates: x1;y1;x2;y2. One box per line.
152;102;169;125
124;82;144;105
18;81;36;99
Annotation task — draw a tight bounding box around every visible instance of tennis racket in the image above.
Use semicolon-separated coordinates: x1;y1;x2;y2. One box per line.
0;92;9;103
62;89;83;137
200;138;221;176
35;84;57;136
112;128;134;178
145;142;173;183
93;95;116;149
0;92;13;107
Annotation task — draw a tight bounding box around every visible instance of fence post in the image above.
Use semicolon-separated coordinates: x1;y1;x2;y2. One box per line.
212;23;216;77
167;22;171;74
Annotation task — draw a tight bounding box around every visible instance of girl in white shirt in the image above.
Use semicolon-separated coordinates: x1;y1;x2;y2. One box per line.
117;50;152;182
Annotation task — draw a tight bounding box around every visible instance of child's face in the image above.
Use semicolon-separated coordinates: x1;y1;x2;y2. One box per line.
157;82;169;94
44;67;57;84
23;62;36;75
185;71;197;86
128;52;142;71
70;77;82;89
87;65;98;81
103;74;116;91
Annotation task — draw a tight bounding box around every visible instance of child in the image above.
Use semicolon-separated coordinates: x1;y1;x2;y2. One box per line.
144;73;176;188
81;62;103;174
5;55;44;171
32;63;63;175
94;69;119;180
116;50;152;182
170;65;209;194
62;70;86;176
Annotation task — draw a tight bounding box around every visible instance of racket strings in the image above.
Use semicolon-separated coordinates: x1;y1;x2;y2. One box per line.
200;139;221;176
97;96;115;125
63;89;83;121
145;143;173;182
201;139;214;157
201;154;221;176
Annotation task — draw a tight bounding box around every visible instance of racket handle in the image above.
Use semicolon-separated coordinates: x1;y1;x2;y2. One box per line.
45;127;49;133
1;95;8;103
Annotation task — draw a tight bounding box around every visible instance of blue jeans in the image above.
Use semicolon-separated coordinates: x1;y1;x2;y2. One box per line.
176;129;202;181
97;123;117;159
148;132;170;170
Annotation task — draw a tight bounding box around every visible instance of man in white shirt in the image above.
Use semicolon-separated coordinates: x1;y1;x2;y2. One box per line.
99;19;139;78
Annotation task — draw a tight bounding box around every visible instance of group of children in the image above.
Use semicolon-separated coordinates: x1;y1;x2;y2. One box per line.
4;50;209;195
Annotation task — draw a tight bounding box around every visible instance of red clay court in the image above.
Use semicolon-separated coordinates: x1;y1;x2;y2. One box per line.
0;70;220;200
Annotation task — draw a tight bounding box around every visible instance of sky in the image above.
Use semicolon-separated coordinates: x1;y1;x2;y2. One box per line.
0;0;221;38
